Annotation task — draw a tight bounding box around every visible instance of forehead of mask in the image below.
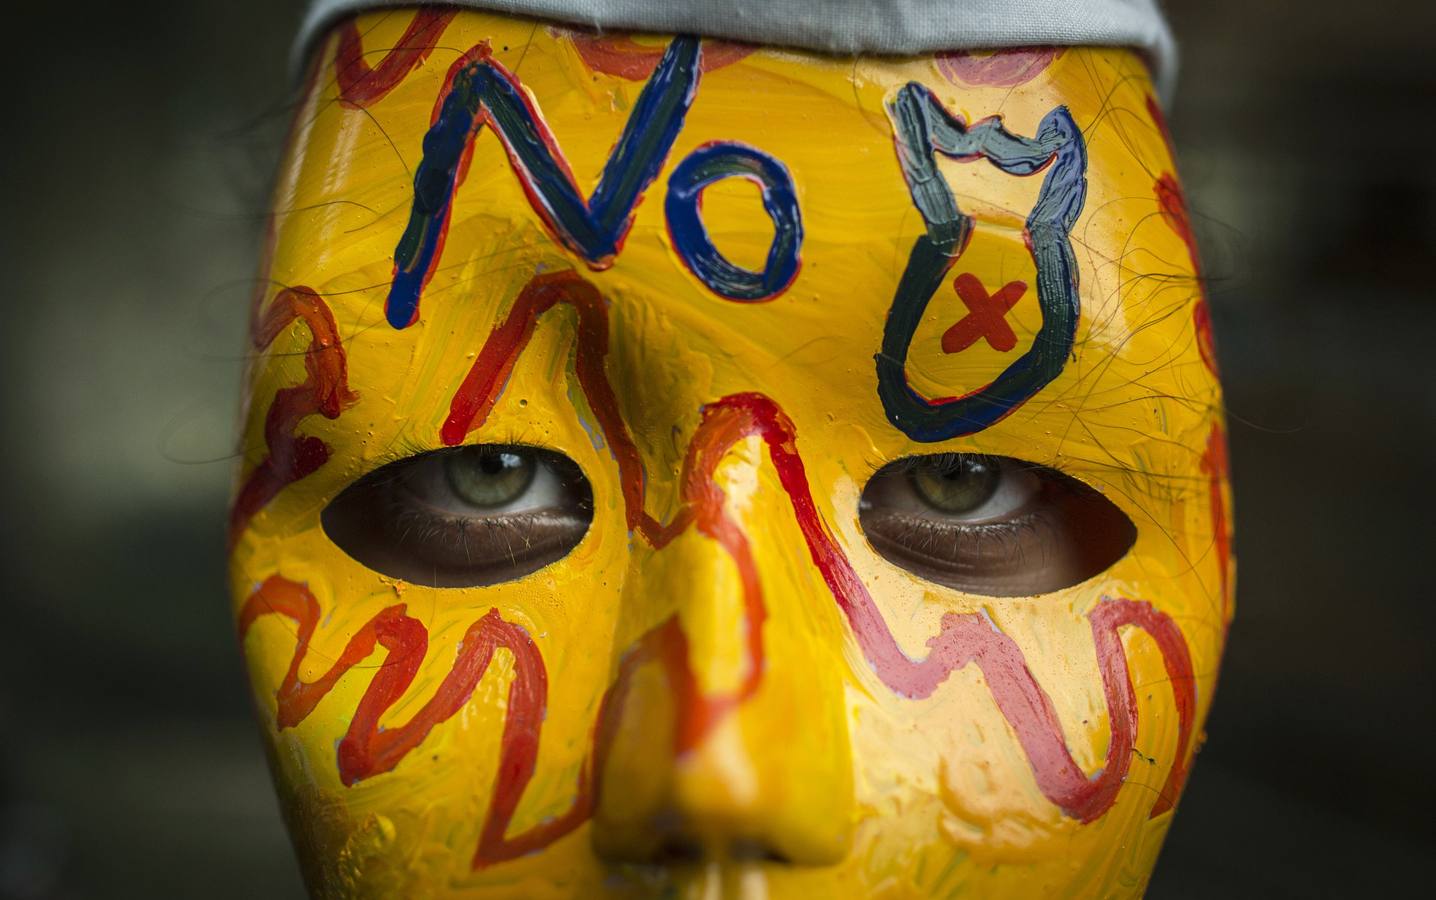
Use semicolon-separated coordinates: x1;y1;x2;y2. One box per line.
234;11;1227;897
250;30;1216;499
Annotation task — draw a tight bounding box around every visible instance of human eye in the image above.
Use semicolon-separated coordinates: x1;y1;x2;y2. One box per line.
320;445;594;587
858;454;1135;597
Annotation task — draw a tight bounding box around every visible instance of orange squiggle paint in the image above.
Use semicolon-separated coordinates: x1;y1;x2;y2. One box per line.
335;9;457;108
1150;101;1227;626
230;287;358;549
1149;95;1219;378
238;576;590;868
1157;173;1218;374
1201;423;1233;623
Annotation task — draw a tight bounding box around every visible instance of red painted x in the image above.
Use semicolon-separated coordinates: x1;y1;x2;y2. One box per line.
941;273;1028;353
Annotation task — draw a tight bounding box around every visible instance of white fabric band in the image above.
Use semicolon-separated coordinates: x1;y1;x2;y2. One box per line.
296;0;1177;101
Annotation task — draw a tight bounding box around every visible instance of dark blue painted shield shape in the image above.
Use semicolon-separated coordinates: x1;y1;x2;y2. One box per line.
877;84;1088;442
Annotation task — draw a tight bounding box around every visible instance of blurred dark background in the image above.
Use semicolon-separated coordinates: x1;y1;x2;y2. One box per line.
1;1;1431;896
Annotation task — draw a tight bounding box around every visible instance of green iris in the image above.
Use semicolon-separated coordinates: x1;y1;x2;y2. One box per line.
909;455;1000;514
444;448;535;508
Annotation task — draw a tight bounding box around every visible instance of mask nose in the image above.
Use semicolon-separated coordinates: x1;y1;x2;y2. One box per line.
591;433;854;866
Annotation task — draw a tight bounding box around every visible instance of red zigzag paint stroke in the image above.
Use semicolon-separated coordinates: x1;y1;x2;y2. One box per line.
230;287;358;550
1148;95;1219;379
231;12;452;544
1148;96;1231;621
1201;422;1234;624
335;9;457;108
241;270;1197;868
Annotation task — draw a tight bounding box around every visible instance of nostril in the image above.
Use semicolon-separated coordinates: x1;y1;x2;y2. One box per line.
647;835;794;866
649;837;704;865
727;838;792;864
599;829;796;866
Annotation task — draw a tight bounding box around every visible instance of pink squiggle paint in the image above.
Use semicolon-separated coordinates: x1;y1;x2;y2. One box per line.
747;394;1197;819
936;47;1064;89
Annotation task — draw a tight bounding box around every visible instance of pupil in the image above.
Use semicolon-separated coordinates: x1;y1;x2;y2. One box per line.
479;452;515;475
911;454;1000;514
446;447;535;508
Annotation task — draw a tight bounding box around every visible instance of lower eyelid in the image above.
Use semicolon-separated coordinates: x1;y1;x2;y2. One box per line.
382;506;590;572
390;506;585;540
862;512;1055;587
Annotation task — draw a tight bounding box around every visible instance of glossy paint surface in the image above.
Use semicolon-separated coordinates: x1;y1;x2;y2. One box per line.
230;11;1231;898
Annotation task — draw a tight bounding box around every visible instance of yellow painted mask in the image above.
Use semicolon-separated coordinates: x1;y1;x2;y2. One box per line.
231;9;1232;897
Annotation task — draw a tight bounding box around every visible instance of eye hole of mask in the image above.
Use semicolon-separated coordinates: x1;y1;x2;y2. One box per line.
321;445;594;588
858;454;1136;597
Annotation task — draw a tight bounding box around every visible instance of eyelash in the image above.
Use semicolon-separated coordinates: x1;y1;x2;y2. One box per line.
863;450;997;477
381;498;560;553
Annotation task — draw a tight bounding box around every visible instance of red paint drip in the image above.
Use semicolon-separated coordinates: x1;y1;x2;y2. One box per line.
1155;172;1197;260
229;287;358;549
1201;423;1233;624
936;47;1064;89
1194;299;1218;377
1156;171;1220;377
1152;130;1221;378
335;9;457;108
564;31;753;80
1146;95;1177;162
